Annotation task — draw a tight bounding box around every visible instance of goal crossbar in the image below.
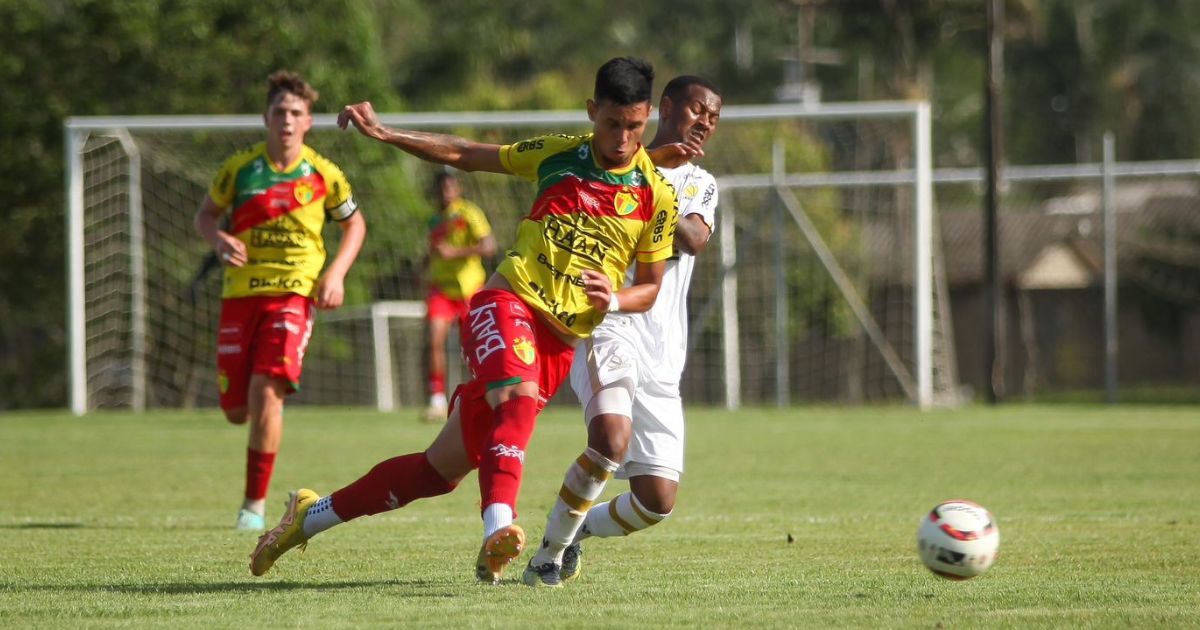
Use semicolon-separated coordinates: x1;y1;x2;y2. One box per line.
65;101;929;132
64;100;937;414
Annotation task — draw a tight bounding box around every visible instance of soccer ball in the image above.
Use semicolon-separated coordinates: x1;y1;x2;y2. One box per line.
916;500;1000;580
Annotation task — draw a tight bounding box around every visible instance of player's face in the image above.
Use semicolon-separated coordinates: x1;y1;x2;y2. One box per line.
587;99;652;169
664;84;722;149
264;92;313;149
437;177;461;208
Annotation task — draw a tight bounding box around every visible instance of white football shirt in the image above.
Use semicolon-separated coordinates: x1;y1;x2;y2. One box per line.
604;162;719;383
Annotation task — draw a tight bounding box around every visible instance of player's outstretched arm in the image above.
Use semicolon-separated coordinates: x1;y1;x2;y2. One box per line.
338;102;506;174
314;211;367;310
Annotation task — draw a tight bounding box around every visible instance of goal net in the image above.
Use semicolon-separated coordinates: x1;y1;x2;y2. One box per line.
65;102;953;413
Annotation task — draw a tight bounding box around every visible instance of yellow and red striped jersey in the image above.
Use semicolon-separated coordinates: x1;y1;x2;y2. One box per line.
497;133;678;338
208;143;357;299
427;198;492;300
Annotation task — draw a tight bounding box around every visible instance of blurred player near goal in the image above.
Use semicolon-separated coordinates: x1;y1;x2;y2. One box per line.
249;57;685;583
194;70;367;531
524;75;722;587
422;171;497;422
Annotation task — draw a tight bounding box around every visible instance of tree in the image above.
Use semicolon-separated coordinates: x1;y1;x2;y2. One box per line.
0;0;398;408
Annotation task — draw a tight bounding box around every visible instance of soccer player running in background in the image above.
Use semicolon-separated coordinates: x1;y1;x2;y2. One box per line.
194;70;367;531
524;75;722;587
249;57;679;584
422;171;497;422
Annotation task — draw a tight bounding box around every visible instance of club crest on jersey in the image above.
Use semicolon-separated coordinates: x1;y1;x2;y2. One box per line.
614;190;639;216
217;370;229;394
512;337;536;365
684;183;699;199
294;181;315;205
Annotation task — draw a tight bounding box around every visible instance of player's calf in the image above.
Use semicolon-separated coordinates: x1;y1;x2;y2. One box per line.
557;491;670;582
575;490;672;540
527;448;619;576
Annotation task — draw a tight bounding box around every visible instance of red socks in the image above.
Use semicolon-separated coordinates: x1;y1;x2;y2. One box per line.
323;395;537;522
478;396;538;518
429;370;446;396
244;448;276;501
330;452;456;521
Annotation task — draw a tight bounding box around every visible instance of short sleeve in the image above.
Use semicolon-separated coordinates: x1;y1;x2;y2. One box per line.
315;156;358;221
634;171;679;264
683;172;719;233
462;201;492;239
208;157;239;209
499;134;582;182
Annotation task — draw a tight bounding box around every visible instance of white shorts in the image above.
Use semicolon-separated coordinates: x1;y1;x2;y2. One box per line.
569;327;685;482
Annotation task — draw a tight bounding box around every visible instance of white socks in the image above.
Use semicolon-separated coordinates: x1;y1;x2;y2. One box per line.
574;491;670;542
302;496;343;538
482;502;514;540
531;448;619;566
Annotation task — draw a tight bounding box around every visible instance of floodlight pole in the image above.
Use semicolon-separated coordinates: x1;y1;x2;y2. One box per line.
984;0;1007;404
1102;132;1118;404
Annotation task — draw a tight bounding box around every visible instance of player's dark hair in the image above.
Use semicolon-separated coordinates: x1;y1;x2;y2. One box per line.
432;170;458;188
663;75;721;103
266;70;319;110
594;57;655;106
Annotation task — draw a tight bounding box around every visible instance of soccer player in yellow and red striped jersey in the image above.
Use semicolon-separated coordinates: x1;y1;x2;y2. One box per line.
423;172;496;422
526;75;724;587
249;58;681;584
195;70;367;532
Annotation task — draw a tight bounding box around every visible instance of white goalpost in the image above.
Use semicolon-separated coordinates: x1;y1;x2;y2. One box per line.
64;101;948;414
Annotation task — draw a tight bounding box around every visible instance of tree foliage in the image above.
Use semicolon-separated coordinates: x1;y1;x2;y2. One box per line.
4;0;1200;407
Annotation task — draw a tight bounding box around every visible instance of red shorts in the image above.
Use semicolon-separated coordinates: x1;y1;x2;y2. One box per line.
426;287;471;325
451;289;575;466
216;294;314;411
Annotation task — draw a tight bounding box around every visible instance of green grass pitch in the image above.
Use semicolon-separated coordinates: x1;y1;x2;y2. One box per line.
2;405;1198;628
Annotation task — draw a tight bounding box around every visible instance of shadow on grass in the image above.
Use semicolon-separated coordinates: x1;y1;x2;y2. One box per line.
0;523;85;529
0;522;278;531
0;580;460;596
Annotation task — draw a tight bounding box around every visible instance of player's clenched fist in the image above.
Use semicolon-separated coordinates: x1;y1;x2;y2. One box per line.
581;269;616;312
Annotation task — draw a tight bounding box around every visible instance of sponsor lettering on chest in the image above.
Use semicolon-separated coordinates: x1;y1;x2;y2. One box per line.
542;215;607;264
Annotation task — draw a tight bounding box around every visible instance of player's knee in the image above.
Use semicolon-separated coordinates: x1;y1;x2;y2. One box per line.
432;461;467;487
587;413;632;461
422;451;466;488
424;440;473;484
633;487;676;515
588;429;630;462
223;407;248;424
630;474;678;515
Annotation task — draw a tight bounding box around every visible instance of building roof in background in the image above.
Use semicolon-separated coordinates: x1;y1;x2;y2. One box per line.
862;180;1200;287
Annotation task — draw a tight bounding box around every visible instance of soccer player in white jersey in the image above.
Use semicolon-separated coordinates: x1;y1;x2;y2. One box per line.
524;75;722;587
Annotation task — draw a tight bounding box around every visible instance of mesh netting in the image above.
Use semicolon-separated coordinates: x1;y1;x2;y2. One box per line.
74;108;950;409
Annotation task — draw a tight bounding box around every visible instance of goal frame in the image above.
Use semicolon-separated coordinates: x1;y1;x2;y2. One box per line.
64;101;935;414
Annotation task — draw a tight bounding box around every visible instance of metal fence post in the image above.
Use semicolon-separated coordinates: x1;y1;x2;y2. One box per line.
1102;132;1118;404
